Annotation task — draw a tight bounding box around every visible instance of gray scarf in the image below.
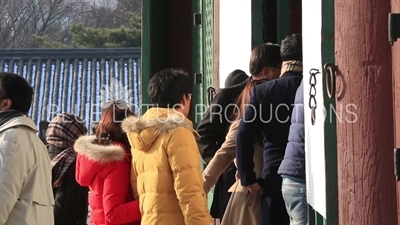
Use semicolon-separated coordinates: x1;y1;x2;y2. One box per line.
0;110;24;127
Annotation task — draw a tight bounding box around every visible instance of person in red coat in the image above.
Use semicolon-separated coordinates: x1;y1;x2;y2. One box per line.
74;102;141;225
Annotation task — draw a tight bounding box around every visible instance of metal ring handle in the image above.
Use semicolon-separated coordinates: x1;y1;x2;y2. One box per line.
324;63;337;98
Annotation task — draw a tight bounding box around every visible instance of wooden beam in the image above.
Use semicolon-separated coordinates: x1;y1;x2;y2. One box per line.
335;0;398;224
391;0;400;223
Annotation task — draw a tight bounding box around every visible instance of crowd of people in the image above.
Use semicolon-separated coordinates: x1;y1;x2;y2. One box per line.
0;33;306;225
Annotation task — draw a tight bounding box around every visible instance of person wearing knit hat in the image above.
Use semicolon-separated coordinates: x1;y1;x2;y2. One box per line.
196;69;250;222
224;70;249;88
46;113;89;225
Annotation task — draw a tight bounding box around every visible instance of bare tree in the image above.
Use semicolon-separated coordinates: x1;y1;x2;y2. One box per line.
0;0;86;48
116;0;141;17
0;0;141;48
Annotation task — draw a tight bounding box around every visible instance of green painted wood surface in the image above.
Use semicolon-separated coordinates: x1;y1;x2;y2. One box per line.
307;0;337;224
141;0;167;115
277;0;290;42
321;0;338;224
192;0;203;129
252;0;263;48
202;0;214;107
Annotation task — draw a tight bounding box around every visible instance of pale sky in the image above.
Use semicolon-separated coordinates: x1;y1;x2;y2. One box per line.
219;0;252;88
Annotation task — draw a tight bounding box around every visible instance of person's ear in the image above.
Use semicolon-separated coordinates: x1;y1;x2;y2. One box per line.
181;95;189;106
261;67;269;76
2;99;12;110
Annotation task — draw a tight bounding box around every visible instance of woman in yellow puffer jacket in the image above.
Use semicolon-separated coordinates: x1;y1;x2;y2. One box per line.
122;68;212;225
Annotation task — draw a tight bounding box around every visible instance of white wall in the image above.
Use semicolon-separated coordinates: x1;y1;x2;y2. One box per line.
219;0;252;88
302;0;327;218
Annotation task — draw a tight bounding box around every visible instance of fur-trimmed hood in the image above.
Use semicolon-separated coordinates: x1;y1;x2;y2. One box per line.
74;135;127;162
122;107;199;152
74;135;131;187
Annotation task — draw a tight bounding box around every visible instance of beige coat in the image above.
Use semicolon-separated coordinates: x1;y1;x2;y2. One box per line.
203;120;263;225
0;116;54;225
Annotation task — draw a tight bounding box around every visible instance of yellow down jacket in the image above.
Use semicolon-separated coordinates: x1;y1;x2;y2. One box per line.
122;108;212;225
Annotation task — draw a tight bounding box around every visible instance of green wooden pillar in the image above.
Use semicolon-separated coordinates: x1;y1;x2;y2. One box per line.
192;0;203;129
277;0;291;42
141;0;167;114
251;0;263;48
200;0;216;209
202;0;214;107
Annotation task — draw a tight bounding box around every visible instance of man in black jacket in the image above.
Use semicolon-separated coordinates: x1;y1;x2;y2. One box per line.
236;34;303;225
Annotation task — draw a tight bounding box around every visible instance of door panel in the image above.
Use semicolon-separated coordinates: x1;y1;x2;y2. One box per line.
192;0;203;128
303;0;326;217
302;0;337;224
202;0;214;105
192;0;215;126
193;0;216;209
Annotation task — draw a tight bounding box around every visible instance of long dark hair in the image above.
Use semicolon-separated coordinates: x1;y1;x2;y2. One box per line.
92;102;134;148
233;78;268;120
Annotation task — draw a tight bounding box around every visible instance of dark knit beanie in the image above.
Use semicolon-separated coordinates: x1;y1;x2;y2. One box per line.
225;69;249;87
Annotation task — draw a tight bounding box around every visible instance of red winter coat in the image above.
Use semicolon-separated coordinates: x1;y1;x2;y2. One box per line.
74;135;141;225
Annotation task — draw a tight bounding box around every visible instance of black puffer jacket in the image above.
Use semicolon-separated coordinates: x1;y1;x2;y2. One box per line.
278;80;305;179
